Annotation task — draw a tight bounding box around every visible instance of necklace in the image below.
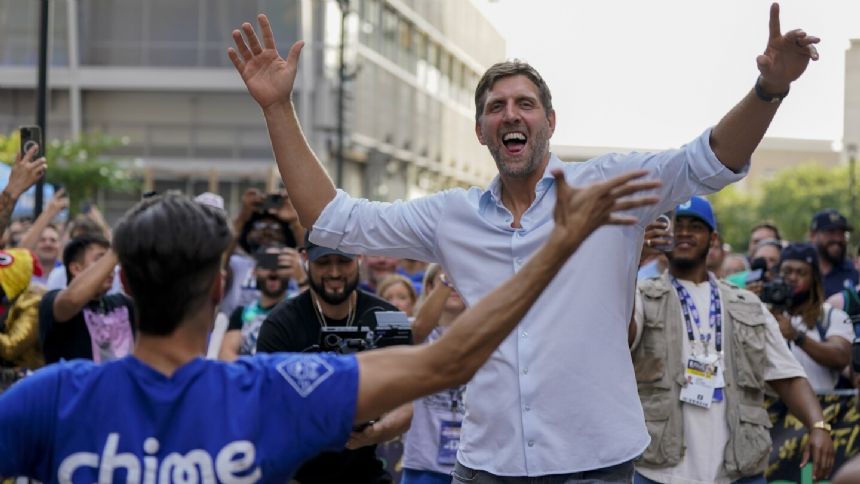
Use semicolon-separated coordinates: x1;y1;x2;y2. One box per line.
311;291;355;328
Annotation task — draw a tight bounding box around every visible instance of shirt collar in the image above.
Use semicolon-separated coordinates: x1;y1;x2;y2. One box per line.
481;152;563;208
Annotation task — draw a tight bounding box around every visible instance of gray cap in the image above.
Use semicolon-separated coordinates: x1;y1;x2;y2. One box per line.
304;232;355;262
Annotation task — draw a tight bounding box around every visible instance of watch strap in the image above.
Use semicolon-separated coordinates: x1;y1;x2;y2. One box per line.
754;77;789;103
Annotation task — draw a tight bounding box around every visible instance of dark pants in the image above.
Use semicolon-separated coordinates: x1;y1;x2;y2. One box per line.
451;460;634;484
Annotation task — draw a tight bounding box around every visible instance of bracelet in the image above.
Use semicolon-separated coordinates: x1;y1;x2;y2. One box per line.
793;330;806;347
812;420;832;433
754;76;789;103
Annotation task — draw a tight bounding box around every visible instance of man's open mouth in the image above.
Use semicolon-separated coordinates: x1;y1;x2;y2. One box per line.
502;131;527;155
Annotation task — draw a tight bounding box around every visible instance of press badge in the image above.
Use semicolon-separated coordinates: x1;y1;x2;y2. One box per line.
437;420;462;466
680;358;716;409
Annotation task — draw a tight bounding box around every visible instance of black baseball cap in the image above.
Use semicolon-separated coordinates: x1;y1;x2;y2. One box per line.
810;209;852;232
303;232;356;262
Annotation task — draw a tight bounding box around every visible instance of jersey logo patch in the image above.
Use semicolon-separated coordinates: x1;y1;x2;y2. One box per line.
276;354;335;398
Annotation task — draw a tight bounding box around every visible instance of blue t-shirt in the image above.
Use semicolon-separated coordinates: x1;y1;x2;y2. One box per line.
0;353;358;482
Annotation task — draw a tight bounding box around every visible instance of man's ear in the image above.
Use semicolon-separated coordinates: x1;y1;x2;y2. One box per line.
69;261;84;280
546;109;556;138
119;266;132;297
211;270;225;305
475;121;486;146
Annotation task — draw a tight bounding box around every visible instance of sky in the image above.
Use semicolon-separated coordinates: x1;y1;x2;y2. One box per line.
472;0;860;150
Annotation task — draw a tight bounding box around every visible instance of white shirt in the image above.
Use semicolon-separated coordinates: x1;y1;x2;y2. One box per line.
789;303;853;391
633;278;805;484
311;128;746;475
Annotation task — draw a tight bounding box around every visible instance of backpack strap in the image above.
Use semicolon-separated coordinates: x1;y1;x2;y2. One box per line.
815;306;835;341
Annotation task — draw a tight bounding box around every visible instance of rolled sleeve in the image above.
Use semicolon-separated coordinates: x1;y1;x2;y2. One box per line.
311;189;447;262
685;127;749;192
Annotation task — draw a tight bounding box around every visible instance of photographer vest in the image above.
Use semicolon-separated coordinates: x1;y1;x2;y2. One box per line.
634;273;772;479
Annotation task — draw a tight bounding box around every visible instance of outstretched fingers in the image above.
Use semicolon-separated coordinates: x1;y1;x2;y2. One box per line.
242;22;264;55
286;40;305;68
232;29;253;61
258;14;277;50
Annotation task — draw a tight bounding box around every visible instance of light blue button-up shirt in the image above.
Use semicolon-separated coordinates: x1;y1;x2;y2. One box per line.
311;128;746;476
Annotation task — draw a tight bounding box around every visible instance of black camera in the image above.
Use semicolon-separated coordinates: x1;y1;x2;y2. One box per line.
760;277;793;308
319;311;412;354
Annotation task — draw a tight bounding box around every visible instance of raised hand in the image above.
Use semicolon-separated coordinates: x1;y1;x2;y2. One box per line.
5;144;46;199
47;187;69;214
756;3;820;92
551;169;660;248
228;14;304;110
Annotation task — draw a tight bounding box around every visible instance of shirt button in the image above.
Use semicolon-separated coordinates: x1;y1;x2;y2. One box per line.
523;368;529;375
528;440;535;447
522;331;528;338
525;405;531;411
516;258;524;265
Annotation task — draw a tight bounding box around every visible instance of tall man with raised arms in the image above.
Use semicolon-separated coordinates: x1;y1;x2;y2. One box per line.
228;4;820;480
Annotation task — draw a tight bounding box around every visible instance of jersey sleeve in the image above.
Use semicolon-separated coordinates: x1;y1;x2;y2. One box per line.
0;365;61;478
825;306;854;344
261;353;359;462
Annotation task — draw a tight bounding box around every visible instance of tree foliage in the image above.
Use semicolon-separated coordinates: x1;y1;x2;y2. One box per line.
0;131;139;214
708;162;854;253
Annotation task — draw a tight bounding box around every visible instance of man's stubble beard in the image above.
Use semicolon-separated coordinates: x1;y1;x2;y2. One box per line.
488;124;550;179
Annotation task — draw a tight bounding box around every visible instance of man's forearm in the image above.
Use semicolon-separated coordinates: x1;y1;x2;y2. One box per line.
710;86;781;173
17;205;60;250
797;337;851;370
53;251;117;322
770;376;824;427
411;284;452;344
263;102;337;229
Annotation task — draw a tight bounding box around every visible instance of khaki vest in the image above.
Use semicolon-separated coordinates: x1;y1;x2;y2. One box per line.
633;273;773;479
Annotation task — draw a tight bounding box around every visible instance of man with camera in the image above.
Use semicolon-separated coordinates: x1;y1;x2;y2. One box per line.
256;234;407;484
631;197;834;483
218;246;303;360
771;243;853;391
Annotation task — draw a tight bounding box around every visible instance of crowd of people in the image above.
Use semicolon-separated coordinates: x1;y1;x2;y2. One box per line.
5;2;860;483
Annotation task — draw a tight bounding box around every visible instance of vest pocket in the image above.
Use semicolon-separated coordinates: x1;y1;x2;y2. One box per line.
728;403;773;476
728;306;768;391
640;394;680;466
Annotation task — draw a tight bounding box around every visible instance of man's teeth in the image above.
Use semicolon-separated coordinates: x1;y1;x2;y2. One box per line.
503;132;526;142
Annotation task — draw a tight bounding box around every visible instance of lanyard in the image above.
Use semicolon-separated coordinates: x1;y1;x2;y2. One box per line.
671;276;722;356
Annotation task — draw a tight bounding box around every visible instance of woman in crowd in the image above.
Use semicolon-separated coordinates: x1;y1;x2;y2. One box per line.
400;264;466;484
377;273;418;317
772;243;853;391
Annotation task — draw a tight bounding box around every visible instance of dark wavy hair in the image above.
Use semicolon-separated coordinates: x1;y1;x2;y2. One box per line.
112;193;231;336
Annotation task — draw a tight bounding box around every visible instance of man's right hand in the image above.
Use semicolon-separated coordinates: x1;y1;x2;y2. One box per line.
5;144;46;199
47;188;69;214
228;14;303;110
550;169;660;251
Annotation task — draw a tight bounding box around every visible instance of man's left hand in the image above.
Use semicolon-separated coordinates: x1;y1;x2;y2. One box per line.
802;427;835;481
756;3;820;93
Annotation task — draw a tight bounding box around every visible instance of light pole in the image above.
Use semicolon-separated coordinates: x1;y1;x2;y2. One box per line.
849;143;858;225
34;0;50;216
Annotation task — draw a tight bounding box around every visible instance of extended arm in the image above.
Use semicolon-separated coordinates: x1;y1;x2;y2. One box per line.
17;188;68;250
0;145;46;239
769;376;834;480
52;250;117;323
709;3;819;171
353;170;660;422
229;17;335;228
795;336;852;371
411;280;453;344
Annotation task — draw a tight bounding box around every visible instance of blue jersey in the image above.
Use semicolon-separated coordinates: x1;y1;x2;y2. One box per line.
0;353;358;483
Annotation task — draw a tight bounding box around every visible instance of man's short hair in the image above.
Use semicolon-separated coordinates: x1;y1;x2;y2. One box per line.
749;222;781;241
474;60;553;122
63;234;110;282
113;193;231;336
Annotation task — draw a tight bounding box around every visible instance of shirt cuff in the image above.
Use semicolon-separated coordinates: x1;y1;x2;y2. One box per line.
310;189;354;249
687;127;750;191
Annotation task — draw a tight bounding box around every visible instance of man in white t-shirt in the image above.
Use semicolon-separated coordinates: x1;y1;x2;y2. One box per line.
631;197;834;483
772;243;853;391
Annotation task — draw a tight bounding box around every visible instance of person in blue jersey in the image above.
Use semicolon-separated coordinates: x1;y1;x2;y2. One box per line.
0;166;659;481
